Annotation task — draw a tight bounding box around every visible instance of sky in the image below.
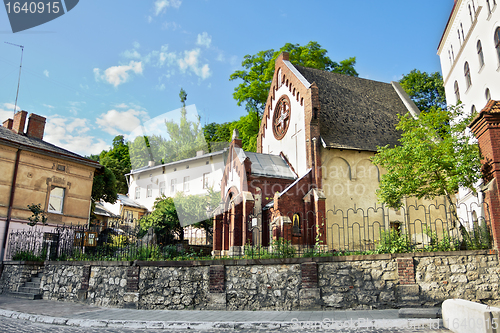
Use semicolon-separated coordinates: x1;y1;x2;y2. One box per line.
0;0;455;157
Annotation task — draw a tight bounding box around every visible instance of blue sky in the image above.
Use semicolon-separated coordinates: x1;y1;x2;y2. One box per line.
0;0;454;157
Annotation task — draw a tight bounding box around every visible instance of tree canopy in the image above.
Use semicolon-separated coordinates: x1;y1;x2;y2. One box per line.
139;195;183;244
230;41;358;115
399;69;446;112
97;135;132;194
371;104;481;208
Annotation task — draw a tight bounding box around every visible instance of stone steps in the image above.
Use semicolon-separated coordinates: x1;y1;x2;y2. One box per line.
8;272;43;300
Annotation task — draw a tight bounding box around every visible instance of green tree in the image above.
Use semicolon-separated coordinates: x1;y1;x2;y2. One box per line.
399;69;446;112
91;166;118;204
230;41;358;115
371;104;481;209
99;135;131;194
139;196;184;244
163;88;208;162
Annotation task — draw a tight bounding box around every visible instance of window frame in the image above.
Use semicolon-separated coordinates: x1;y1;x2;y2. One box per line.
477;40;485;68
183;176;190;192
135;186;140;199
159;181;165;195
47;186;65;214
454;81;461;103
495;27;500;64
170;178;177;194
146;184;152;198
464;62;472;89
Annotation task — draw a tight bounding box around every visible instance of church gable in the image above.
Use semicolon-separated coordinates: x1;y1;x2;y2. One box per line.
258;53;318;177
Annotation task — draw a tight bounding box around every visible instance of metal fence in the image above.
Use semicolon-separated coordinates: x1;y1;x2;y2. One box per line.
5;202;492;261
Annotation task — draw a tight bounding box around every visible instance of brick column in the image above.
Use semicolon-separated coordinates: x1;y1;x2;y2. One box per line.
77;265;91;301
207;265;226;309
470;100;500;253
123;266;140;309
397;258;415;285
299;262;321;309
213;213;223;256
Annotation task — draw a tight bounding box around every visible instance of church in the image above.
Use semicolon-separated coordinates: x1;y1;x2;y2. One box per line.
212;52;424;256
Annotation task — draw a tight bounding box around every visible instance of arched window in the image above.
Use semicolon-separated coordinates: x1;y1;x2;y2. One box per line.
495;27;500;63
486;88;491;102
477;40;484;68
458;29;462;45
454;81;461;102
464;62;472;89
471;105;476;115
469;4;474;22
487;0;492;13
461;23;465;41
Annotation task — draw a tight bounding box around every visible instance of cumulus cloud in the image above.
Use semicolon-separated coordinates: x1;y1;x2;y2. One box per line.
0;103;16;122
154;0;182;16
196;32;212;48
96;105;149;136
178;49;211;79
43;115;109;156
43;70;49;77
94;61;143;87
162;21;180;30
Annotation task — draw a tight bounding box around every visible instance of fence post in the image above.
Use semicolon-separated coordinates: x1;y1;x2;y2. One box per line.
470;100;500;254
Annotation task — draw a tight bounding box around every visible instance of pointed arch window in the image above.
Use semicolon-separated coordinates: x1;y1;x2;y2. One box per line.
464;62;472;89
454;81;461;103
486;88;491;102
477;40;484;68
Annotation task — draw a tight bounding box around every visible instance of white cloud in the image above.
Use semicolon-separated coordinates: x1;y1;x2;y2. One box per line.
43;70;49;77
178;49;211;79
162;21;180;30
94;61;143;87
196;32;212;48
122;49;141;59
96;106;149;136
133;41;140;49
154;0;182;16
43;115;109;156
43;104;54;109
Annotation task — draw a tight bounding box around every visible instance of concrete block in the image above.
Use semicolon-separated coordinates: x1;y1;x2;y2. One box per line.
442;299;500;333
399;307;441;318
206;292;226;310
299;288;321;310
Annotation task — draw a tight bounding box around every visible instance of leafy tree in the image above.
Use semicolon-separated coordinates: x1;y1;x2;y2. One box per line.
91;166;118;204
128;134;169;169
139;195;184;244
99;135;132;194
399;69;446;112
371;104;481;210
230;41;358;115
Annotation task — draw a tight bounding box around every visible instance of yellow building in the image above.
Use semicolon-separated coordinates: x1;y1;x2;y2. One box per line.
0;111;101;258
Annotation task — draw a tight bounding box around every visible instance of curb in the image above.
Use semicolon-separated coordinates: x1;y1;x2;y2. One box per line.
0;309;444;330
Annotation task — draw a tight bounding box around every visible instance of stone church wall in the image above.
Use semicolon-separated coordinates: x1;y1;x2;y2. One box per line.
0;250;498;310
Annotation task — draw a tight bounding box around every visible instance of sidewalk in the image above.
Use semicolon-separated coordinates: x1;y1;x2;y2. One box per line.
0;295;443;330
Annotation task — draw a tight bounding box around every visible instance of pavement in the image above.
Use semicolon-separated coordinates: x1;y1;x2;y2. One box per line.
0;295;445;331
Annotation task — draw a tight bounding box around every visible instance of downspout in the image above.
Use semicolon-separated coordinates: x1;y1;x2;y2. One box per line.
1;148;21;261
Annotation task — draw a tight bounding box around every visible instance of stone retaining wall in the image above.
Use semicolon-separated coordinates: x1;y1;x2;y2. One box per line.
0;250;498;310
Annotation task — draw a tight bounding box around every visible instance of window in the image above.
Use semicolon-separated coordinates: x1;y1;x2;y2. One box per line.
135;187;140;199
486;88;491;102
469;5;473;22
146;184;152;198
451;45;455;62
457;29;461;45
460;23;465;42
203;173;210;189
487;0;492;14
464;62;472;89
471;105;477;115
183;176;190;192
495;27;500;63
159;181;165;195
48;187;64;213
477;40;484;68
170;179;177;194
454;81;460;103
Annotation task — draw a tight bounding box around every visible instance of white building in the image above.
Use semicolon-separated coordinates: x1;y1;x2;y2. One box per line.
437;0;500;224
126;150;226;214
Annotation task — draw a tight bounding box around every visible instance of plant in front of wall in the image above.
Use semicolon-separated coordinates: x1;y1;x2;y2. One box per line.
27;203;48;227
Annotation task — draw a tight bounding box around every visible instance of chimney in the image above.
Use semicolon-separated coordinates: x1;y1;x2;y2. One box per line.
12;111;27;134
231;128;242;149
148;160;155;167
196;150;204;157
26;113;46;140
2;119;13;129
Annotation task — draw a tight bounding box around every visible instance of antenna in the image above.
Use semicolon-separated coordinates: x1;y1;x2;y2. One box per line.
5;42;24;118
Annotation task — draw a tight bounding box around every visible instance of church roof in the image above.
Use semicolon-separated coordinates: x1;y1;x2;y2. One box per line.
295;66;410;151
235;148;296;180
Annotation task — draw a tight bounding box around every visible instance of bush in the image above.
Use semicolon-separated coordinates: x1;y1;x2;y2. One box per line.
376;230;413;254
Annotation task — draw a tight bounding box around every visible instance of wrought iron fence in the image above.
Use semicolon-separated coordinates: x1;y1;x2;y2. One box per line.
5;202;492;261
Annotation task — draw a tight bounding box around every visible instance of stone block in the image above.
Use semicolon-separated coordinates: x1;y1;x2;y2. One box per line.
299;288;321;310
399;307;441;318
396;284;420;296
206;292;226;310
442;299;500;333
77;290;87;301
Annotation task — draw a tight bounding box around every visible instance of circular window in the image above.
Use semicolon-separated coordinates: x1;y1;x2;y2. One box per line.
273;95;291;140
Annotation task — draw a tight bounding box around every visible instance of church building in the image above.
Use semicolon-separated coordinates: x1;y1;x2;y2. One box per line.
212;52;422;256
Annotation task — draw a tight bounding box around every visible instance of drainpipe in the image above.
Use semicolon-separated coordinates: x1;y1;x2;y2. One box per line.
1;149;21;261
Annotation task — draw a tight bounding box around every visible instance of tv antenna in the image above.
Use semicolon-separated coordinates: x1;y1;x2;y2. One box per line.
5;42;24;117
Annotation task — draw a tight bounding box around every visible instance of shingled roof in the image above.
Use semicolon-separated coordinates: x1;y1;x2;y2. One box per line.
0;125;100;168
295;66;413;151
